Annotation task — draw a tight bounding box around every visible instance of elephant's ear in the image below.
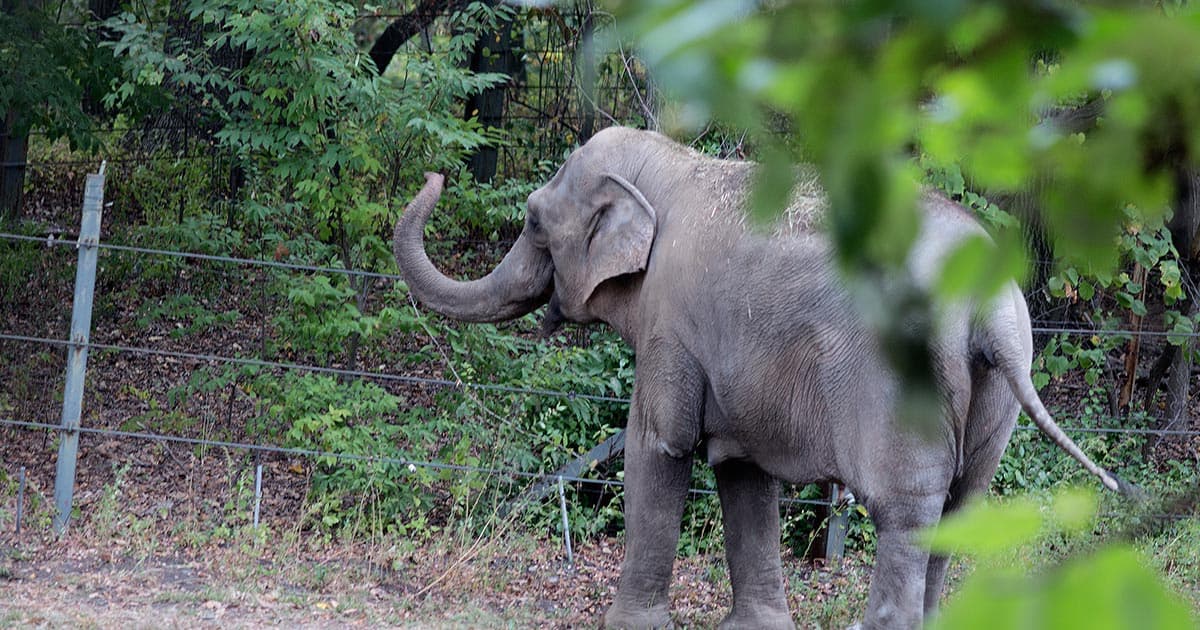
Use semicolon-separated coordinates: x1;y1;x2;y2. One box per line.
582;173;657;302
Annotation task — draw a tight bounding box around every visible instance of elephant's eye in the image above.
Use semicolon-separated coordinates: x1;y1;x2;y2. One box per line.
585;203;610;249
527;214;549;246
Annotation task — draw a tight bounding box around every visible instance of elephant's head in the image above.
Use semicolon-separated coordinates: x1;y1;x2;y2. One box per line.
393;128;661;337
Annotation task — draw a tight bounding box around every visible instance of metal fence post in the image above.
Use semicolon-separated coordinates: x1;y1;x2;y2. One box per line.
253;464;263;528
824;483;849;563
557;476;573;569
16;465;26;535
52;162;106;535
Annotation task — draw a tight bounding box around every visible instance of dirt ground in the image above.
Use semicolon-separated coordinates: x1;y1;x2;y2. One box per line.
0;527;873;629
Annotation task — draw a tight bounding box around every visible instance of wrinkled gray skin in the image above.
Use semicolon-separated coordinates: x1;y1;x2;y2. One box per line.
393;127;1119;630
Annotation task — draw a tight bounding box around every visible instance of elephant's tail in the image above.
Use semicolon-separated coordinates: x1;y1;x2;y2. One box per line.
996;354;1122;493
984;288;1134;497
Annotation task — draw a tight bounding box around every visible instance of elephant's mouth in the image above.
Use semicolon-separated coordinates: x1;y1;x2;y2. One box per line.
537;292;567;338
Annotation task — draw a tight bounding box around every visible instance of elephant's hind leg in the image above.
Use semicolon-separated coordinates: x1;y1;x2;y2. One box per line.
861;492;948;630
714;460;794;630
924;370;1019;616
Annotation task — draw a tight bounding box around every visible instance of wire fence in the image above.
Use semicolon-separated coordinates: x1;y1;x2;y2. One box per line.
3;217;1198;521
0;417;832;508
4;230;1200;342
4;0;1199;547
2;326;1198;438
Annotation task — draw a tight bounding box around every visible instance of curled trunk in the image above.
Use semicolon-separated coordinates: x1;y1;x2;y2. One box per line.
393;172;553;322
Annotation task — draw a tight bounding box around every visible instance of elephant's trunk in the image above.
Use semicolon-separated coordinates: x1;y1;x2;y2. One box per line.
393;172;553;322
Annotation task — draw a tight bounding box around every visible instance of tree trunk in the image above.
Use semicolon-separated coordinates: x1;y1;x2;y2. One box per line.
0;109;28;222
464;0;523;183
1158;170;1200;437
1168;170;1200;261
577;8;597;143
1165;316;1193;426
1;0;34;221
368;0;471;76
83;0;122;116
366;1;527;181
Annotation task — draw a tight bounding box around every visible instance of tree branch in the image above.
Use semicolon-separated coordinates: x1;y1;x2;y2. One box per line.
368;0;472;76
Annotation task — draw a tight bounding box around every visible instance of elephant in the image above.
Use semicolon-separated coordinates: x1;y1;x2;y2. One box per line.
391;127;1124;629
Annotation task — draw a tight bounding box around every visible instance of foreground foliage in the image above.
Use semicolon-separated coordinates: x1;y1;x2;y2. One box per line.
2;0;1198;625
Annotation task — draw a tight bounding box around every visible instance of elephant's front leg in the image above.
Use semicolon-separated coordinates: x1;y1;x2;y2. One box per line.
605;422;692;629
605;349;705;630
714;460;794;630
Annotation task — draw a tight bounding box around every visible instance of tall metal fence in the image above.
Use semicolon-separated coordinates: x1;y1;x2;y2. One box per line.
360;1;656;181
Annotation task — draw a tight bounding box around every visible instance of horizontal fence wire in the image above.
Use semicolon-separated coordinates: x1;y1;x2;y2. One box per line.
3;232;1199;341
0;417;831;508
4;330;1200;437
1012;424;1200;437
0;231;404;281
1029;326;1199;339
0;332;628;405
2;154;220;169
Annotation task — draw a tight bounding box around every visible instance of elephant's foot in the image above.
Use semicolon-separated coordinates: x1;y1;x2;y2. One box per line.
718;606;795;630
603;603;671;630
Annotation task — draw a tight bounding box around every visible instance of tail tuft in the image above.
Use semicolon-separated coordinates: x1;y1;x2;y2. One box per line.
1108;469;1149;502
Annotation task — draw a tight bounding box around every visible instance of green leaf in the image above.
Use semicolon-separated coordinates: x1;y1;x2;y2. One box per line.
928;567;1035;630
1043;546;1194;630
1077;280;1095;301
1046;355;1070;376
1048;275;1066;297
922;497;1043;557
1166;314;1195;347
1050;487;1097;533
749;143;795;228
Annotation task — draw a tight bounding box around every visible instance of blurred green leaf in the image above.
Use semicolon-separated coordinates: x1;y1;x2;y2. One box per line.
749;143;796;228
931;546;1194;630
929;567;1036;630
936;232;1028;300
1045;546;1194;630
922;497;1042;557
1050;487;1098;533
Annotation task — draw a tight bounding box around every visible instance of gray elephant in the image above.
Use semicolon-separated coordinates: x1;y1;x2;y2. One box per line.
392;127;1122;629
